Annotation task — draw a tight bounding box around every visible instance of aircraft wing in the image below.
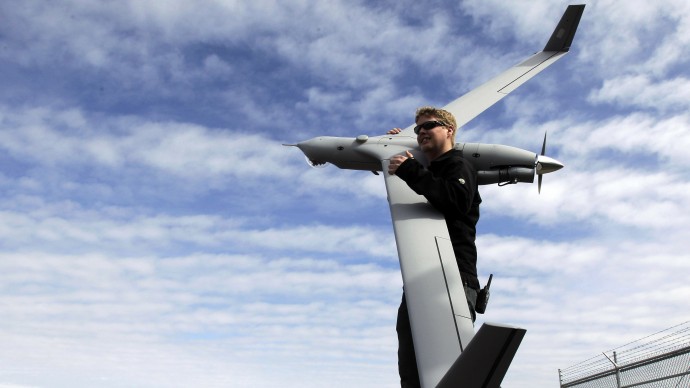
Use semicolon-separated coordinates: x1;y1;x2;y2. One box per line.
398;4;585;135
382;157;476;388
377;147;529;388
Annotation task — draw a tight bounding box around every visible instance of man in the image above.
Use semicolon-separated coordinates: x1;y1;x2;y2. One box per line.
387;106;482;388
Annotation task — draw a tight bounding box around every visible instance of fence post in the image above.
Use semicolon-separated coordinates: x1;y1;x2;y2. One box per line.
603;351;622;388
614;352;621;388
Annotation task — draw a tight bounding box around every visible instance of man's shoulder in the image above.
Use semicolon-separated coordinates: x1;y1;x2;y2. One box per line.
446;148;466;161
435;149;475;170
435;149;462;161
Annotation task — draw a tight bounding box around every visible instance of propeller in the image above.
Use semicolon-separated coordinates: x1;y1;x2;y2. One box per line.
538;132;546;193
535;131;564;193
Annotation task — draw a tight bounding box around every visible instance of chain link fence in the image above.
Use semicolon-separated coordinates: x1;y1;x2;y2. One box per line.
559;321;690;388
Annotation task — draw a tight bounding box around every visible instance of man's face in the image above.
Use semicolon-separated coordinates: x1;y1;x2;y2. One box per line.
416;115;451;153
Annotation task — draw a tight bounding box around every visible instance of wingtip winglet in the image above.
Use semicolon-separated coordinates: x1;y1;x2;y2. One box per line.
436;323;527;388
543;4;586;52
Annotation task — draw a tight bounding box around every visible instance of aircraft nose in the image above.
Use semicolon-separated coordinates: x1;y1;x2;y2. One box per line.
292;137;331;167
536;155;564;174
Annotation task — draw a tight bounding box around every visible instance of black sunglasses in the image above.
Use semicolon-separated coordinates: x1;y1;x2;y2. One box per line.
413;120;446;134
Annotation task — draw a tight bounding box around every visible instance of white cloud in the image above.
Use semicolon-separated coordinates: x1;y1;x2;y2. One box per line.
0;103;403;211
558;113;690;171
582;0;690;77
0;0;513;130
0;105;298;179
589;75;690;112
0;203;396;260
481;166;690;234
460;0;561;43
0;249;402;387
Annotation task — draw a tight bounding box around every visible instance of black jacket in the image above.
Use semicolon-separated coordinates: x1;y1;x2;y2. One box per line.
395;149;482;289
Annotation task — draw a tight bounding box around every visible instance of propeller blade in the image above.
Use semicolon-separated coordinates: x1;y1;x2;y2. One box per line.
538;131;547;194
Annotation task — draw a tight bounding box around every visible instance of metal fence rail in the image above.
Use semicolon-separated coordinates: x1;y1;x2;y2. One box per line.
559;321;690;388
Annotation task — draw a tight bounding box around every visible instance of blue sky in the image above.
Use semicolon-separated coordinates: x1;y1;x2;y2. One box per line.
1;1;689;387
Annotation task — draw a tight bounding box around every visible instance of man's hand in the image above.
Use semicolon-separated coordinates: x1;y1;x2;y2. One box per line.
387;127;402;135
388;151;414;175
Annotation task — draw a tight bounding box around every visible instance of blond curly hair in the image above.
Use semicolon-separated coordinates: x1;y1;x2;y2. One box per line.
415;106;457;143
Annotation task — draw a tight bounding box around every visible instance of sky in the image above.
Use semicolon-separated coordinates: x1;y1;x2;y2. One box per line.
1;0;689;387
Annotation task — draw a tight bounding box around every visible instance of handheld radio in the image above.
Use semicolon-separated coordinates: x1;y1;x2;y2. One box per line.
475;274;493;314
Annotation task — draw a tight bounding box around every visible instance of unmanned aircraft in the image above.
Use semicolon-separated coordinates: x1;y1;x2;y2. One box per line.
287;5;584;388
